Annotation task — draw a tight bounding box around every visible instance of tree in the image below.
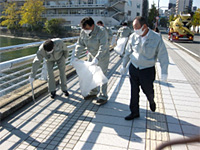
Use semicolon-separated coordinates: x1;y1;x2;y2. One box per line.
148;3;158;29
19;0;45;30
1;2;20;29
192;9;200;27
44;18;66;36
160;17;168;27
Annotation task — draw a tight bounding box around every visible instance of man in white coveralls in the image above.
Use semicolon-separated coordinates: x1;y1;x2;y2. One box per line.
73;17;110;105
29;38;69;98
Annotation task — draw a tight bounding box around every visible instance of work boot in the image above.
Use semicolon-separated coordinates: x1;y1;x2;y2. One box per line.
125;113;140;120
63;91;69;97
50;91;56;98
96;99;107;105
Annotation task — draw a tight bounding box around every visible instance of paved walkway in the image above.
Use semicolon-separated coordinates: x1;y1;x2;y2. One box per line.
0;39;200;150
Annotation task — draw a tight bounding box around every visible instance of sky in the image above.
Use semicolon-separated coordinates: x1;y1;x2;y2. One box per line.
148;0;200;10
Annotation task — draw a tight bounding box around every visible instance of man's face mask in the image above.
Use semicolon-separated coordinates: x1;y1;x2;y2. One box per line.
135;25;145;36
84;29;92;35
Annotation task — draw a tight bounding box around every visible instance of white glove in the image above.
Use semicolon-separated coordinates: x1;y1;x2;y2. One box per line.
120;67;127;75
29;76;34;83
161;74;168;82
91;58;98;65
72;57;78;62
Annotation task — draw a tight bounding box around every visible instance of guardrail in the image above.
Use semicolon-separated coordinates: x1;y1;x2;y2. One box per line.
0;37;80;97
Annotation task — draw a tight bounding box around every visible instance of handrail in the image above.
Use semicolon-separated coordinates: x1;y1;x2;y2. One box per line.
0;36;79;53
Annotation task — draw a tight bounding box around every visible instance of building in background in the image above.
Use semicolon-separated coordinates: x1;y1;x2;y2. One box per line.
3;0;145;27
168;0;176;15
176;0;193;14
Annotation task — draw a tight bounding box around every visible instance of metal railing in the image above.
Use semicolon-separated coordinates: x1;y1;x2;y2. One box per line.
0;37;80;97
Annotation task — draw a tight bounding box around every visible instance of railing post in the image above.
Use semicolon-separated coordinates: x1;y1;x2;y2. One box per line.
39;58;48;81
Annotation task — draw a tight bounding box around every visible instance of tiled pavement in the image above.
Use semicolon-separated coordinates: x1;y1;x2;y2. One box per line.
0;39;200;150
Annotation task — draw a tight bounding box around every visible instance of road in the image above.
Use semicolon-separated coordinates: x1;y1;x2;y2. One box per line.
161;32;200;59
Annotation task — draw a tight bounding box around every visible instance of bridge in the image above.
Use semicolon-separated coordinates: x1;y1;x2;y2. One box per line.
0;35;200;150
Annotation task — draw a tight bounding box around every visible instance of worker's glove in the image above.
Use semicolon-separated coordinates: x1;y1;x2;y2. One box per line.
29;76;34;84
120;67;127;75
161;74;168;82
91;57;98;65
70;56;78;65
72;57;78;62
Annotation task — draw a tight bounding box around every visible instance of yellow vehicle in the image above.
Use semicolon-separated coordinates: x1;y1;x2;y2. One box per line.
168;14;194;42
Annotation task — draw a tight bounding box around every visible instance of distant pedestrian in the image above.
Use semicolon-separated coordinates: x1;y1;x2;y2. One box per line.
97;20;113;46
116;22;132;40
72;17;110;105
116;22;132;56
154;27;159;33
120;16;169;120
29;38;69;98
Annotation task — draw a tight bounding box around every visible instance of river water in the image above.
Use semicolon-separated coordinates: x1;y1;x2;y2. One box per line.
0;36;39;62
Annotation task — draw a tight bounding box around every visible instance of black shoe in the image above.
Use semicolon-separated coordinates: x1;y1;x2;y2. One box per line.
63;91;69;97
84;95;97;100
96;99;107;105
50;91;56;98
149;101;156;112
125;113;140;120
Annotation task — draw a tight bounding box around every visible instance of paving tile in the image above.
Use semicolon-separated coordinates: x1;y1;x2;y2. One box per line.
181;124;200;136
179;117;200;127
129;137;145;149
168;123;182;134
131;127;146;139
96;107;130;118
91;114;133;127
166;116;180;124
73;141;126;150
79;131;129;148
165;109;177;116
0;141;19;149
85;122;131;137
176;110;200;119
187;144;200;150
100;101;129;111
171;144;188;150
169;133;184;141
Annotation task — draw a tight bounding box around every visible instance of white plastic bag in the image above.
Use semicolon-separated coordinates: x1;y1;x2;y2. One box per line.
110;34;117;47
72;60;108;97
114;37;128;55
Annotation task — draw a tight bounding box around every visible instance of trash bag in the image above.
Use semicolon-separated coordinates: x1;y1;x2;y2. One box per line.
114;37;128;55
72;59;108;97
110;34;117;47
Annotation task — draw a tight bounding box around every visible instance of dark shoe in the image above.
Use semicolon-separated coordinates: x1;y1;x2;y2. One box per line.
84;94;97;100
96;99;107;105
125;113;140;120
149;101;156;112
50;91;56;98
63;91;69;97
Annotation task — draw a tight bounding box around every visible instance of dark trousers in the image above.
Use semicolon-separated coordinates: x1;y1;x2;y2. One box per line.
129;63;155;114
